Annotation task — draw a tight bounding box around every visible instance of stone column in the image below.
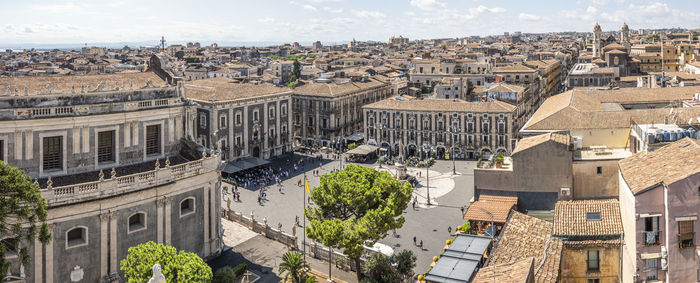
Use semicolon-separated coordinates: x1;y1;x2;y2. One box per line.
203;185;211;256
34;236;43;283
100;212;110;277
156;197;167;244
45;224;53;283
73;127;81;154
263;103;269;158
165;199;172;245
315;100;320;144
109;211;118;273
82;126;89;153
243;105;249;155
14;130;22;161
228;108;234;160
25;130;33;160
132;121;139;146
124;122;131;148
276;100;281;154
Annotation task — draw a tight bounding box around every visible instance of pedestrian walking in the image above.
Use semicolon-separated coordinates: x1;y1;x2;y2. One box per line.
413;236;417;246
460;206;465;217
419;240;423;249
448;226;452;235
412;200;416;210
295;216;300;227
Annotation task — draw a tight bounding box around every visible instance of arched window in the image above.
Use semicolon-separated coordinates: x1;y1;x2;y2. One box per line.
1;237;19;258
66;226;88;248
128;212;147;233
180;197;196;217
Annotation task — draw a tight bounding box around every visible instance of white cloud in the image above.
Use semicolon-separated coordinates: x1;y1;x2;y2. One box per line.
469;5;506;15
308;0;342;2
410;0;447;11
303;4;317;11
323;7;343;13
257;17;276;23
352;10;385;19
519;13;541;21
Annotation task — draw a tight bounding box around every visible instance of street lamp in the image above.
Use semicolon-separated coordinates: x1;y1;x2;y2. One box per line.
421;144;433;206
478;207;496;283
449;123;459;175
377;123;385;169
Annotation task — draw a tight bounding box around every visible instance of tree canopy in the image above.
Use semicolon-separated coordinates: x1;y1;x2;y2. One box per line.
278;250;310;283
120;241;212;283
362;252;401;283
0;162;51;277
392;249;417;281
304;164;412;280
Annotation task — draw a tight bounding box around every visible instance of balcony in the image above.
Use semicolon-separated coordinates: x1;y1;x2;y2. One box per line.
642;231;661;245
40;154;220;207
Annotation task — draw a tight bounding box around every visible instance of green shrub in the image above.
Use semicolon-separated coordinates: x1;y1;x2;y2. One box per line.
305;276;318;283
232;263;247;278
213;267;237;283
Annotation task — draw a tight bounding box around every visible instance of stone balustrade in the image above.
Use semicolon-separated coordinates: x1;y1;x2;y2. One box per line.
41;154;220;207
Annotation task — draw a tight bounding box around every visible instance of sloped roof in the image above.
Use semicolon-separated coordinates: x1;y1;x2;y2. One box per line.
522;87;700;131
472;257;534;283
490;211;562;283
552;199;623;238
463;195;517;223
0;71;166;96
511;133;570;155
619;137;700;194
363;96;516;113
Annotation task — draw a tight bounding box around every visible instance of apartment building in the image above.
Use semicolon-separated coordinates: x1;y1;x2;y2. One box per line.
292;77;390;148
619;138;700;283
362;96;516;160
183;77;294;160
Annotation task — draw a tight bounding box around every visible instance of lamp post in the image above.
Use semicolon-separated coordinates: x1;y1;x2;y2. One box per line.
478;207;495;283
449;123;459;175
377;123;385;169
422;144;433;206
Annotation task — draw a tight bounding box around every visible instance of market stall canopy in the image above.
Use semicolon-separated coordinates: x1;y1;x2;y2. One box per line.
346;144;379;155
345;132;364;142
222;156;270;174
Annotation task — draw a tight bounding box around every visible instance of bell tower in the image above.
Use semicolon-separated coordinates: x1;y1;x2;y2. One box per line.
593;22;602;58
620;22;631;51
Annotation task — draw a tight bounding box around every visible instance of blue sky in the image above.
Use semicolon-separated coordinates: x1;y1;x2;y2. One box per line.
0;0;698;45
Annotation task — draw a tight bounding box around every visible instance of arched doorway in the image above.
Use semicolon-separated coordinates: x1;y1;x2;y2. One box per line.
253;146;261;158
436;147;446;159
496;148;507;157
407;144;417;157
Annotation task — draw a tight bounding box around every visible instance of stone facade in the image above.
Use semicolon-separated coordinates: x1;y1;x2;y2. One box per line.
362;97;516;160
0;72;222;283
292;77;390;148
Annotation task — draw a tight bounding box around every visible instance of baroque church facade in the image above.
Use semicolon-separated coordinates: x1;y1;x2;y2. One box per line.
591;22;640;76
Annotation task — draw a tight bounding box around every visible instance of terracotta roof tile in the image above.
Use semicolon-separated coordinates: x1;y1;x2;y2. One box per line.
490;211;562;283
464;195;517;223
511;133;570;155
0;71;166;95
184;77;291;102
619;137;700;194
472;257;534;283
552;199;622;238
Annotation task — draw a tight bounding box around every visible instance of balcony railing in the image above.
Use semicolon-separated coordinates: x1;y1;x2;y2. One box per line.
643;231;661;245
40;154;220;207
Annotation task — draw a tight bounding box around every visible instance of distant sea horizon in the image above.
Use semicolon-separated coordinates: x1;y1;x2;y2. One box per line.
0;40;351;51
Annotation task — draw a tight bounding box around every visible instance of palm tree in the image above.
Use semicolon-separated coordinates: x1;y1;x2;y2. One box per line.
278;251;310;283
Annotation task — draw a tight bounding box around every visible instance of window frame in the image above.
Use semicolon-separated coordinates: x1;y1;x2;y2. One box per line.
127;212;147;234
587;250;600;272
219;114;227;129
144;123;163;158
42;134;64;173
179;197;196;218
96;129;117;165
65;226;88;249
